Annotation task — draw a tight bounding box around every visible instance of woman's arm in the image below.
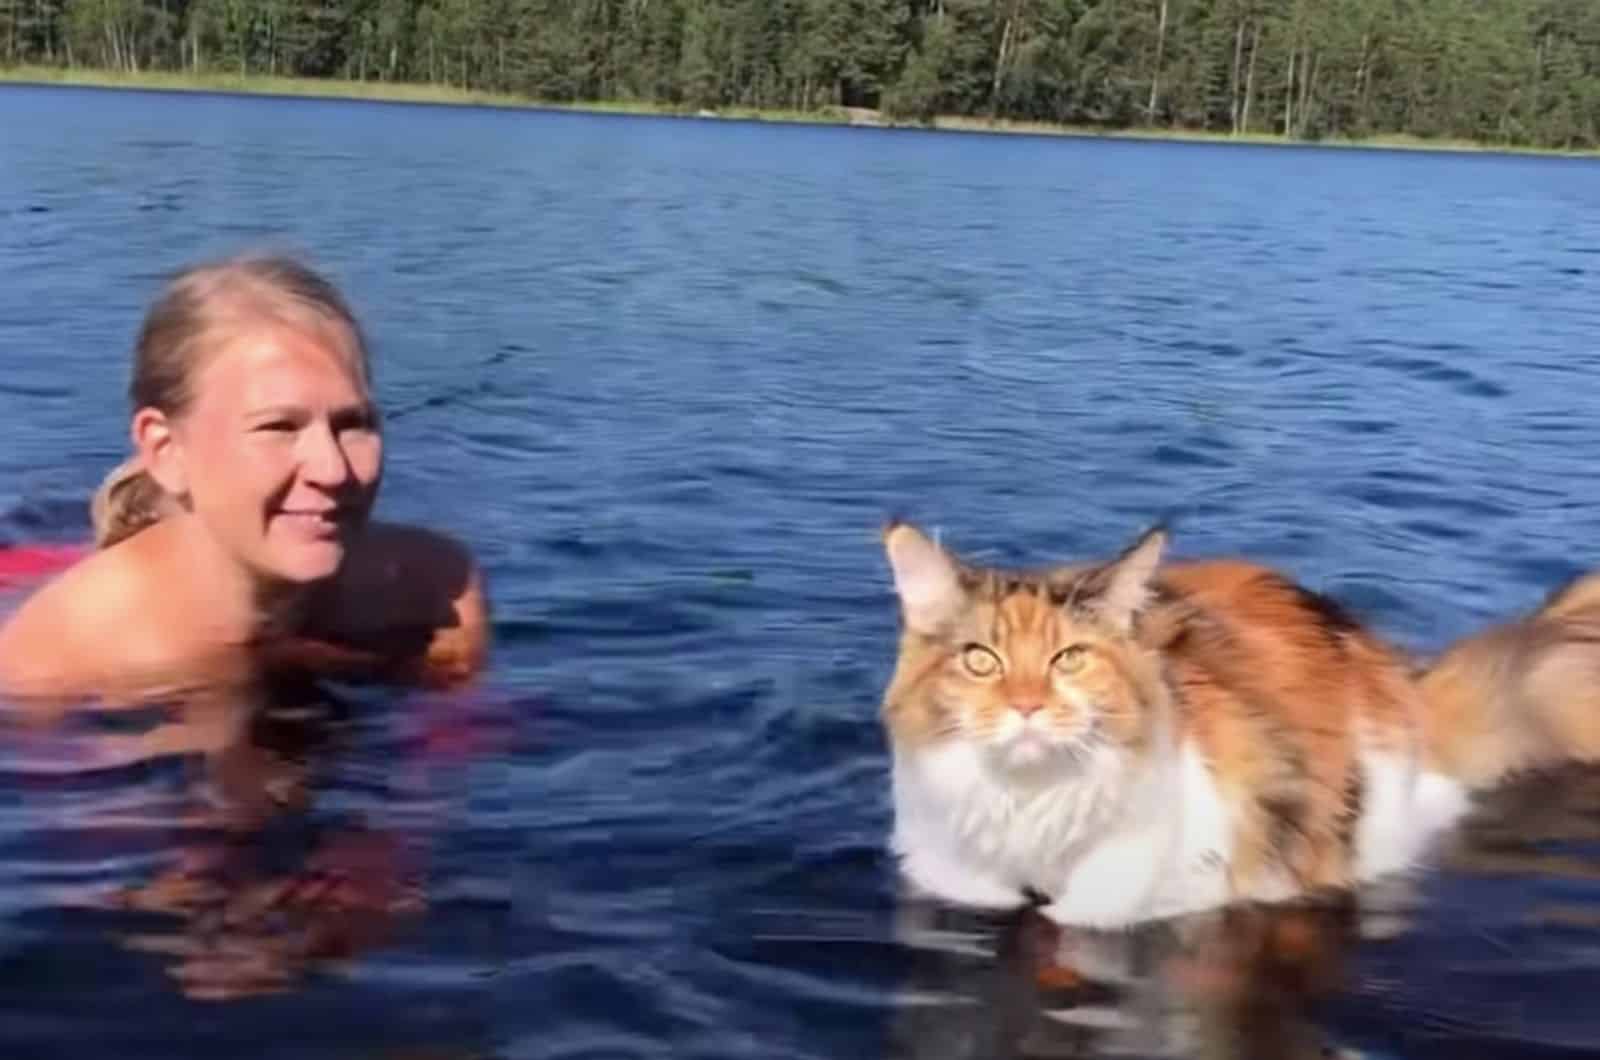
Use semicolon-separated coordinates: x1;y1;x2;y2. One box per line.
0;521;492;700
274;523;492;689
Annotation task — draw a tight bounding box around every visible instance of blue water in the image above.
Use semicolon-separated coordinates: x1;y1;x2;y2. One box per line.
3;83;1600;1058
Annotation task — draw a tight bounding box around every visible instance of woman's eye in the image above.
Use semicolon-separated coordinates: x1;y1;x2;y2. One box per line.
334;409;380;435
960;644;1002;678
255;420;297;433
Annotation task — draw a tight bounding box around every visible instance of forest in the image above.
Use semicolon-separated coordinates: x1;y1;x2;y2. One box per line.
4;0;1599;149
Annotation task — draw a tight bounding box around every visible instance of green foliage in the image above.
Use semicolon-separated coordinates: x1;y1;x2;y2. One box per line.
3;0;1599;148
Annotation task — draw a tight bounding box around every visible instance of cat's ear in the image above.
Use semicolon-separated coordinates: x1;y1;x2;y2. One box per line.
883;521;966;635
1085;525;1168;631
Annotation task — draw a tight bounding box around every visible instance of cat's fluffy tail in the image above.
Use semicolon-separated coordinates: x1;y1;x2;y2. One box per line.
1418;571;1600;788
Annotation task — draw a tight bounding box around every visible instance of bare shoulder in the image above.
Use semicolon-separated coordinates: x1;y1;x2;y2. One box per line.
1536;568;1600;624
0;540;162;700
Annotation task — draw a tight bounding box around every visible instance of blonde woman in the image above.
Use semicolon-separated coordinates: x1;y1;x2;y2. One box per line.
0;253;490;703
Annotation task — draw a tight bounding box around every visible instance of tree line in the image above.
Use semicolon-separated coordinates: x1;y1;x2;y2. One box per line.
5;0;1599;149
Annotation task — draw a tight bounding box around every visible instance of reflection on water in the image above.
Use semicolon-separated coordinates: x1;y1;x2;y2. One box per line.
12;691;1600;1057
6;86;1600;1058
108;694;427;1002
1;682;423;1002
889;896;1357;1060
887;766;1600;1060
4;603;1600;1056
111;822;424;1002
0;665;509;1032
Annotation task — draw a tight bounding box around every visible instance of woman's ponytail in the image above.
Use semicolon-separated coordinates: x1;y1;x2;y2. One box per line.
90;456;173;549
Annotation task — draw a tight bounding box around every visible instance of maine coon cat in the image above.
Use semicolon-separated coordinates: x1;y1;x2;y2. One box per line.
878;520;1600;928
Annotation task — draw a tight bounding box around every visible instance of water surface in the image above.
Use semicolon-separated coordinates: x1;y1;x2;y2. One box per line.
3;84;1600;1059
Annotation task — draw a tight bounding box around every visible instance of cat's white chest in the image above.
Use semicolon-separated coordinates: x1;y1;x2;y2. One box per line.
1046;744;1237;924
890;741;1235;928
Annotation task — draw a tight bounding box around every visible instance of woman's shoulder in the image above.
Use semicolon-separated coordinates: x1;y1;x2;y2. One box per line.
0;530;196;701
0;519;492;700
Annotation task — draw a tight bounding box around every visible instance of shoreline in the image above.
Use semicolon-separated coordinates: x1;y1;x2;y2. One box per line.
3;65;1596;159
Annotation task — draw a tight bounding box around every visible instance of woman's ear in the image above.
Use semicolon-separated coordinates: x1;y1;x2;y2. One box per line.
132;407;188;498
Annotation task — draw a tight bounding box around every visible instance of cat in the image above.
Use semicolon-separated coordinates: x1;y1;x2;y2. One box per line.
877;519;1600;929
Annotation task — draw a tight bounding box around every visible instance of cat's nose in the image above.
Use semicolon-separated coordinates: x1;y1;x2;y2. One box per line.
1012;702;1045;718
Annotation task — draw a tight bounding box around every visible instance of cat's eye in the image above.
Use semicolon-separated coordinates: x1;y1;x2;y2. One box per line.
960;644;1002;678
1052;644;1090;674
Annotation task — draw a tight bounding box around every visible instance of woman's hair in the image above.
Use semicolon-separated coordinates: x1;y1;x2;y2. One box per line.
90;455;178;548
90;252;373;549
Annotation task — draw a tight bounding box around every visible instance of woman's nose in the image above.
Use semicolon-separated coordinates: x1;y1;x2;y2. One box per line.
299;421;352;487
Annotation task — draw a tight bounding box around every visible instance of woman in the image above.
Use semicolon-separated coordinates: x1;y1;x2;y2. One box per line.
0;252;491;704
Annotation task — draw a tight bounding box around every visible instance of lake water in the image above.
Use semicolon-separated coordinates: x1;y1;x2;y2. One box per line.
3;84;1600;1059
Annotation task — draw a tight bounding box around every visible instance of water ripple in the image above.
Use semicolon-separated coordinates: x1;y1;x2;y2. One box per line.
2;85;1600;1060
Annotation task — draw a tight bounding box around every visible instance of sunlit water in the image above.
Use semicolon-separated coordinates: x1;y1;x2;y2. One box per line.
3;84;1600;1059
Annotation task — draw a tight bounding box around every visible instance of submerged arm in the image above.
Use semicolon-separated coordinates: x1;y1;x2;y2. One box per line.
271;523;492;689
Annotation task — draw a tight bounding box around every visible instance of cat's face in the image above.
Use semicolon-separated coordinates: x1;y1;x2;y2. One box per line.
880;523;1170;774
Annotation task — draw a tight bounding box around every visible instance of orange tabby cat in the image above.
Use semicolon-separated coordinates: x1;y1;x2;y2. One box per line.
878;520;1600;928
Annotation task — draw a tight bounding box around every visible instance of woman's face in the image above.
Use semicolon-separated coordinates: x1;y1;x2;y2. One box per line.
150;321;384;586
